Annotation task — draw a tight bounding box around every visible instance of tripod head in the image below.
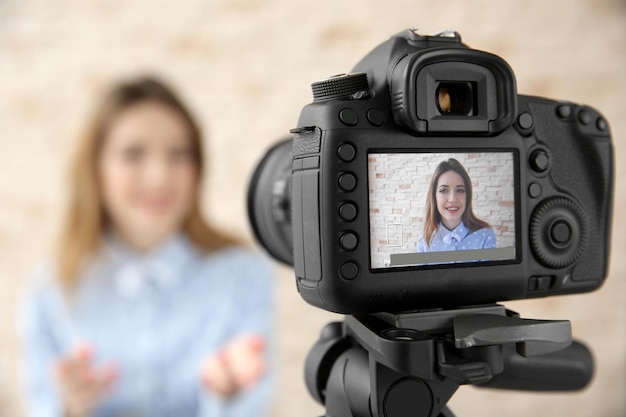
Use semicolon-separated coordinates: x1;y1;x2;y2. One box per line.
306;305;593;417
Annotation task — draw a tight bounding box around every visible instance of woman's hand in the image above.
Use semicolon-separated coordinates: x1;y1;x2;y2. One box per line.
52;343;119;417
201;334;266;398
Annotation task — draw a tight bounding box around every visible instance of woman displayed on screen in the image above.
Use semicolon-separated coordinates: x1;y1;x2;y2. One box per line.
417;158;496;253
21;77;273;417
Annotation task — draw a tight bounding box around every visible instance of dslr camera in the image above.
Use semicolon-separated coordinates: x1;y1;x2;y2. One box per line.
249;29;614;417
249;28;613;315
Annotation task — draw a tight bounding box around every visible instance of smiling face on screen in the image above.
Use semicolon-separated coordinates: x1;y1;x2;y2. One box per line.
435;170;467;230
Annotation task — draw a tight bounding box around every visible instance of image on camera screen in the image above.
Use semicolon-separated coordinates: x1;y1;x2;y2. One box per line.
368;152;517;269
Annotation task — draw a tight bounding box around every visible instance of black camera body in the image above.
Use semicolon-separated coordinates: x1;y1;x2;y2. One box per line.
249;29;613;314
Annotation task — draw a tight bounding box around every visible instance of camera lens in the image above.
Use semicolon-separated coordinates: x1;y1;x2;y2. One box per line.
436;82;475;116
247;138;294;265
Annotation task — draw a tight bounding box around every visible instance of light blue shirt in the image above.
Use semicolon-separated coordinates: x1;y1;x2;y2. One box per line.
417;221;496;253
20;233;274;417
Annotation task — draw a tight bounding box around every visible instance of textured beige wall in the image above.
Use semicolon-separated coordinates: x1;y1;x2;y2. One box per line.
0;0;624;416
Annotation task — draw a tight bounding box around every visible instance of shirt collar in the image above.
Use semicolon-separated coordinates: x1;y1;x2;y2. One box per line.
440;221;469;245
103;232;197;297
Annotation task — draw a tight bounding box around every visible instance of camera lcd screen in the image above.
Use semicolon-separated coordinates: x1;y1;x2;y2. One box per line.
368;151;517;269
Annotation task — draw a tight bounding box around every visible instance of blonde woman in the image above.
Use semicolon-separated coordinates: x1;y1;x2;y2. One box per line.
21;77;273;417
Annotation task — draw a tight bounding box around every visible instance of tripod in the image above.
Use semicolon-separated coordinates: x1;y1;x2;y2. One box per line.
305;304;593;417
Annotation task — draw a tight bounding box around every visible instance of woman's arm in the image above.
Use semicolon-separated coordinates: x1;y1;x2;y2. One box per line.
197;250;274;417
200;375;272;417
20;280;65;417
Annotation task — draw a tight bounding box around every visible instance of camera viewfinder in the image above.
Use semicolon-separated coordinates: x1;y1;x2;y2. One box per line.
436;82;475;116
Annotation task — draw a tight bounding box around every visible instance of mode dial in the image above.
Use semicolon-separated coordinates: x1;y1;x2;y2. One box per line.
311;73;369;102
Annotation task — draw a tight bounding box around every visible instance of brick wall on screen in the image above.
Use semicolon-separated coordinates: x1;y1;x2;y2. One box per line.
368;152;515;267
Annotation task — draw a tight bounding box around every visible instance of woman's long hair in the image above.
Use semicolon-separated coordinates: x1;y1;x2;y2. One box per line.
422;158;491;248
57;76;240;290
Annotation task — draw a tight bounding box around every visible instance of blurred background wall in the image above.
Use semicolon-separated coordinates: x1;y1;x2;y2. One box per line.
0;0;624;416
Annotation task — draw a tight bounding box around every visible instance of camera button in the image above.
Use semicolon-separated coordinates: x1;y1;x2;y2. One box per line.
339;108;359;126
556;105;571;119
530;150;550;173
528;182;542;198
339;203;358;221
337;144;356;162
340;262;359;280
596;117;608;131
528;276;554;291
550;221;572;245
578;109;592;125
366;108;385;126
518;112;534;130
338;173;357;192
340;232;358;251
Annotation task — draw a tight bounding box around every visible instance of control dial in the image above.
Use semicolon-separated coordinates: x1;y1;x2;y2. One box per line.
530;197;588;269
311;73;369;102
